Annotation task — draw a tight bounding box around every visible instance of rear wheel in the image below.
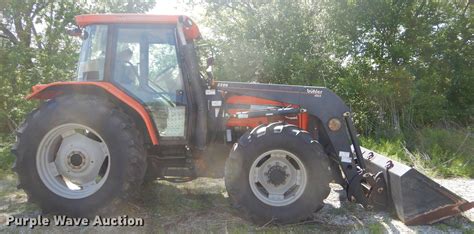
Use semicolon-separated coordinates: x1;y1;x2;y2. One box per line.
36;123;111;199
12;95;146;216
225;123;332;224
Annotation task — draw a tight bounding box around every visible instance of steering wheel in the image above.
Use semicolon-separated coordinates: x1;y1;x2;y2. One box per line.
152;65;176;83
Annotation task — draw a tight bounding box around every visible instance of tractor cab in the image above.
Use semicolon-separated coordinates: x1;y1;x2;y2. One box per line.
73;14;205;144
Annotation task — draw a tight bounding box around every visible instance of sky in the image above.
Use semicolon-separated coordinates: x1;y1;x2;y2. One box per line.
147;0;210;35
147;0;189;15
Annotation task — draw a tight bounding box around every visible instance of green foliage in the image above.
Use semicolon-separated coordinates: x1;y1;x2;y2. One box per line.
368;222;385;234
197;0;473;132
197;1;339;86
360;137;409;163
325;0;473;131
361;126;473;178
409;127;474;177
0;134;14;178
196;0;473;177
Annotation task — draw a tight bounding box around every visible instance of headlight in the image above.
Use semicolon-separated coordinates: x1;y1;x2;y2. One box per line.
328;118;342;131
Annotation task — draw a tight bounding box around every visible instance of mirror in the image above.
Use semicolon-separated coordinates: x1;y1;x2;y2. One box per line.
196;42;216;84
66;25;87;39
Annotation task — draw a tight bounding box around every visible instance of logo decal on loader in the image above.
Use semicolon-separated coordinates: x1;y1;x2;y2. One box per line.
306;88;323;97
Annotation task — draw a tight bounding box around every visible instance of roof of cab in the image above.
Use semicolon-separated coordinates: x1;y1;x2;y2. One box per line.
75;14;201;41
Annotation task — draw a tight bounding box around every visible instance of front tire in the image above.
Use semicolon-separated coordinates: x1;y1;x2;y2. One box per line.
12;94;146;216
224;123;332;224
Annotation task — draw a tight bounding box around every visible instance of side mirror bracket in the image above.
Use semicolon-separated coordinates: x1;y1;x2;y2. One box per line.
206;56;215;83
65;25;86;39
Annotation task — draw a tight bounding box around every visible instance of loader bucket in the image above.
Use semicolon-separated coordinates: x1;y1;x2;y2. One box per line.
361;147;474;225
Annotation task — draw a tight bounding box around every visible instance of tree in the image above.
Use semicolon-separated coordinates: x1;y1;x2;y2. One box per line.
195;0;340;86
195;0;473;135
325;0;473;132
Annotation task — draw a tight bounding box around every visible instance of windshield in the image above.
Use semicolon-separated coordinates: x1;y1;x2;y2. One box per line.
76;25;108;81
148;44;182;96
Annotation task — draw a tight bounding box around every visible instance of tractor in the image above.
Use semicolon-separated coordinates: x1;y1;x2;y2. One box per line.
12;14;473;225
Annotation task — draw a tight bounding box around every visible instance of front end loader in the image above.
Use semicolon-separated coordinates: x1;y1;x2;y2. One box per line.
12;14;473;225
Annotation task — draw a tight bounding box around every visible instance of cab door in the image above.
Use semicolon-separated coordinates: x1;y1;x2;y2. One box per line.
110;25;189;143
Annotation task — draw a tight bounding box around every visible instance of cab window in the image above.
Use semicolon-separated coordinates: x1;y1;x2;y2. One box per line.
76;25;108;81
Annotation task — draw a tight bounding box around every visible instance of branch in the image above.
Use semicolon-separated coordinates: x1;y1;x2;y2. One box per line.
31;24;43;49
461;0;470;16
31;2;47;18
0;23;19;44
224;3;247;15
414;0;426;18
240;2;257;14
14;17;25;42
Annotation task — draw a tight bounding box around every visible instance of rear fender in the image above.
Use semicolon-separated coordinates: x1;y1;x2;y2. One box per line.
27;82;159;145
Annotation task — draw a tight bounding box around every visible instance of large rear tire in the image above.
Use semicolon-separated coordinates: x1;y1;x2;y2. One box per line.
224;123;332;224
11;94;147;216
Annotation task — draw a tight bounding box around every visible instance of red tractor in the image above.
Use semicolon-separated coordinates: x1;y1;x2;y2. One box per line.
12;14;473;225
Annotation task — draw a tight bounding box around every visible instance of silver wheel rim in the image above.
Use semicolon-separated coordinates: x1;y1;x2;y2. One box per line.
249;149;307;206
36;123;110;199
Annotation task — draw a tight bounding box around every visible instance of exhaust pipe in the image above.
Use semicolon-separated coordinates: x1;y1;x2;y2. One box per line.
361;147;474;225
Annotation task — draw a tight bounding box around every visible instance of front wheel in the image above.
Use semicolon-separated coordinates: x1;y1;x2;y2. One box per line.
12;95;147;216
224;123;332;224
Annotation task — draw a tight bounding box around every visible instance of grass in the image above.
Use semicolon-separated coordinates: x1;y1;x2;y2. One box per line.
360;127;473;178
368;223;384;234
411;127;474;177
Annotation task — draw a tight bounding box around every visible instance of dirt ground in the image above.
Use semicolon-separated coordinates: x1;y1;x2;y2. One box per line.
0;175;473;233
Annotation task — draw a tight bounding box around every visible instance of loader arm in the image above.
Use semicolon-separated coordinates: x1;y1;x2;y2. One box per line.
215;81;369;204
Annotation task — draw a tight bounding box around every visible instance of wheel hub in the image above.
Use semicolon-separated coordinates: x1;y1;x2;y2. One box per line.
249;150;307;206
68;151;86;169
265;163;289;187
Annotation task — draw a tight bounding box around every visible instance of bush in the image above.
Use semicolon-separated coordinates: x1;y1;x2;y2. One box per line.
361;127;473;178
0;134;15;178
360;137;409;163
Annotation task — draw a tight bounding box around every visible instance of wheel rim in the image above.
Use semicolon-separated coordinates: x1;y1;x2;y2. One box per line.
249;149;307;206
36;123;110;199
